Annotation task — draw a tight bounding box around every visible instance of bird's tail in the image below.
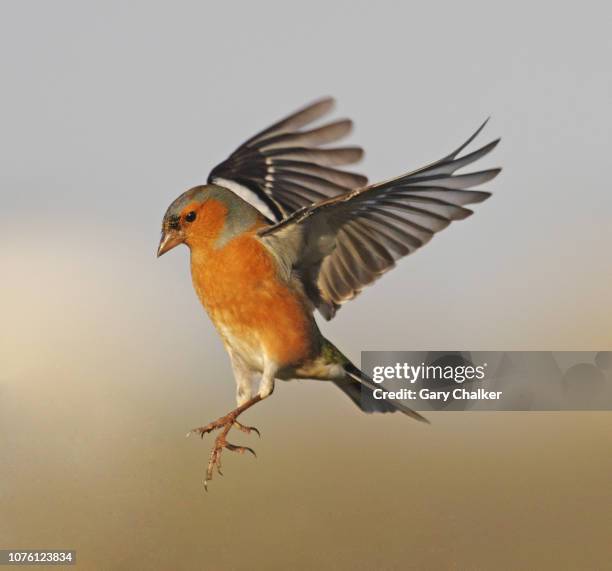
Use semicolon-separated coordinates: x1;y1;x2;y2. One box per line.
323;339;428;423
339;362;428;422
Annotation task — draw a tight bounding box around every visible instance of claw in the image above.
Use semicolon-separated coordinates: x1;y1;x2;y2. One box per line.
226;443;257;457
192;426;212;439
189;419;226;439
233;421;261;438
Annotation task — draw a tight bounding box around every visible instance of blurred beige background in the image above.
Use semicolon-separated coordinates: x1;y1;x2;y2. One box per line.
1;1;611;569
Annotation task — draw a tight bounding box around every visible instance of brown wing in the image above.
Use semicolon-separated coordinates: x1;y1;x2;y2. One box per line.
208;97;367;221
260;120;501;319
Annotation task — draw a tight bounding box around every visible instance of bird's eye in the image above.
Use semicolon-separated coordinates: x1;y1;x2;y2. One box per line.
185;211;197;223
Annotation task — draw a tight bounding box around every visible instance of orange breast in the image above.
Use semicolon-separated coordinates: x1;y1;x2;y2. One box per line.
190;222;315;369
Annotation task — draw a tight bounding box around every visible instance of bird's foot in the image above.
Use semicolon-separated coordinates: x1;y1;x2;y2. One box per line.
203;428;256;489
187;397;262;490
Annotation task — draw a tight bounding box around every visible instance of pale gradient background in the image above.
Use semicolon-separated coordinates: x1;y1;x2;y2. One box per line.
1;1;611;570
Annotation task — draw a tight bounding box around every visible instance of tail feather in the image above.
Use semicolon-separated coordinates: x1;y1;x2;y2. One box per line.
338;362;429;423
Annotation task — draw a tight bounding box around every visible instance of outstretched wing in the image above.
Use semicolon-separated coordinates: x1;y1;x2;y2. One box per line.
259;121;501;319
208;97;367;222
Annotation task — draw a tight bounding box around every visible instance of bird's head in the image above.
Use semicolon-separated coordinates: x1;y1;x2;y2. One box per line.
157;184;262;257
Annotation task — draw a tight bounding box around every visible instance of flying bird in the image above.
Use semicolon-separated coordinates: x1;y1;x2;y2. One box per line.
157;98;501;488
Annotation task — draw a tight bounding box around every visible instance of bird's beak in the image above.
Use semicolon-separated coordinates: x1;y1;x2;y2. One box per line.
157;230;183;257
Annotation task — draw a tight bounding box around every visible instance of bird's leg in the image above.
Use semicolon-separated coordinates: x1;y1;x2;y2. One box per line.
189;364;277;489
228;350;257;433
189;395;263;489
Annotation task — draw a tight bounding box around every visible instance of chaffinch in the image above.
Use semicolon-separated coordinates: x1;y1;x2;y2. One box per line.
157;98;500;488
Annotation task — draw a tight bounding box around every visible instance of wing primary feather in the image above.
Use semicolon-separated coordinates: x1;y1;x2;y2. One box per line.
418;138;500;177
406;168;501;189
273;161;368;188
265;147;364;166
243;97;336;147
442;117;490;161
252;119;353;151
